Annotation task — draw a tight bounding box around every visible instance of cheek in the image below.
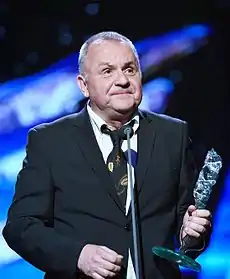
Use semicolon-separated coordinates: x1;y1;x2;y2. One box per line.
99;82;114;100
89;83;112;104
133;83;142;99
91;79;112;93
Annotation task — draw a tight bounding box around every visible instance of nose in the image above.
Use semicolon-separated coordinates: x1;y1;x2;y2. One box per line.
114;71;130;88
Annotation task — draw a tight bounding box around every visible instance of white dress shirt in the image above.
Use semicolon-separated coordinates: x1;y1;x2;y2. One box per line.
87;103;139;279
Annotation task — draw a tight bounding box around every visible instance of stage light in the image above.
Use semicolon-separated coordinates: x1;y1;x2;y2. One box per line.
58;24;72;46
59;33;72;46
58;24;71;34
85;3;99;15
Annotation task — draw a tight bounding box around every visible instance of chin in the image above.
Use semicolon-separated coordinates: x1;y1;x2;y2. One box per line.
115;104;137;114
111;96;139;113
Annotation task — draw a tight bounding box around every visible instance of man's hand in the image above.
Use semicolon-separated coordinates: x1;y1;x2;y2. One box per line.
77;244;123;279
181;205;212;240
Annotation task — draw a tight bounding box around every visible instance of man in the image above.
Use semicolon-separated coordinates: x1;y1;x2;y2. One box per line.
3;31;211;279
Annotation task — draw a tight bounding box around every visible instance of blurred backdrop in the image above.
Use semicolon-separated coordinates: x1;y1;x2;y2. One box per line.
0;1;230;278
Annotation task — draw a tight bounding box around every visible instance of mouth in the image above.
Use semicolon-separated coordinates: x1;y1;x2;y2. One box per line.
111;91;132;96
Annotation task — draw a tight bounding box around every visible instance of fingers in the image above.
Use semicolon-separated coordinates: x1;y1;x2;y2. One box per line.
187;206;212;219
103;260;121;273
93;246;122;278
183;223;206;238
92;272;105;279
92;267;117;278
191;209;212;219
187;205;196;216
183;226;201;238
94;257;121;273
77;244;123;278
183;207;212;239
188;216;211;227
101;246;118;254
100;246;123;265
183;217;211;238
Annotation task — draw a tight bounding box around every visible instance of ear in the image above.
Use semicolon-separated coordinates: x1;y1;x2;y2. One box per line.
76;74;89;98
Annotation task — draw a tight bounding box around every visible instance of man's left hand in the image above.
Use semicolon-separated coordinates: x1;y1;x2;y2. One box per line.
181;205;212;240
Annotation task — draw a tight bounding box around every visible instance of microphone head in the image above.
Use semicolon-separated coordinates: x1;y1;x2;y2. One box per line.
101;122;135;140
120;124;134;140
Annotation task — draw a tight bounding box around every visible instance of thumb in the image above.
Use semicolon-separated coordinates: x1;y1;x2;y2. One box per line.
187;205;196;216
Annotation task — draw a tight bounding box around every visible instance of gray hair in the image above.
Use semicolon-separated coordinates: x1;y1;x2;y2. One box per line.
78;31;141;77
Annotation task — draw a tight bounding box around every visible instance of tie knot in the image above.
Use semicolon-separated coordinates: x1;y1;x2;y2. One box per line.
101;120;135;146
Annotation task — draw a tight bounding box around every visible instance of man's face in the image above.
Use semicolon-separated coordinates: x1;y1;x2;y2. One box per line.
77;40;142;119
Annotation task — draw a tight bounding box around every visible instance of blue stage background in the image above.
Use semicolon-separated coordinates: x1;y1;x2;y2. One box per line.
0;23;229;278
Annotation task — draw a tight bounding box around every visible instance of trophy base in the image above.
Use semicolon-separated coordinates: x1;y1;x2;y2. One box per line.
152;246;201;272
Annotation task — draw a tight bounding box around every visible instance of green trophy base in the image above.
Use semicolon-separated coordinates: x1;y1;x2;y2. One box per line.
152;246;201;272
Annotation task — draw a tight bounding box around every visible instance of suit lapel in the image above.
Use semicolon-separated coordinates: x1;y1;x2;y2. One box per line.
127;111;156;217
135;111;156;193
72;107;125;212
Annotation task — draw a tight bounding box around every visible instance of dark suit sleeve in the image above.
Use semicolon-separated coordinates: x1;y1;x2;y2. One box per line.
2;128;86;277
176;122;208;259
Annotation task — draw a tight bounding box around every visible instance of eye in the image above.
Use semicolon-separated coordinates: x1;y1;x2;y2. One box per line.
125;67;136;75
102;68;112;75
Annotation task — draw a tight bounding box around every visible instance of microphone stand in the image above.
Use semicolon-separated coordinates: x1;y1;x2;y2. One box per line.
124;126;141;279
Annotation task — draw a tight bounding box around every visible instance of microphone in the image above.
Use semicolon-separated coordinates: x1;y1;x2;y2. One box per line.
101;122;135;141
120;124;134;140
121;125;141;279
101;122;141;277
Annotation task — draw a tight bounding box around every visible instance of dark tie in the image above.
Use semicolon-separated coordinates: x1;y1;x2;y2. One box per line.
101;122;134;210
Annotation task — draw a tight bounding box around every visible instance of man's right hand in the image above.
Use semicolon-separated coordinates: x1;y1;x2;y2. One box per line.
77;244;123;279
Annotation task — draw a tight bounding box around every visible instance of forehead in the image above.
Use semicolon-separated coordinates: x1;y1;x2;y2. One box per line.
86;40;137;67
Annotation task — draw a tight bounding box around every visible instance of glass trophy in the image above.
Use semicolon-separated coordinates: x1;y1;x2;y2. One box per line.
152;149;222;272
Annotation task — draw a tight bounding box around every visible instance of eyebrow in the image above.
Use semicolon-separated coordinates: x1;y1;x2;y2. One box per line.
98;61;137;68
98;62;114;67
123;61;136;68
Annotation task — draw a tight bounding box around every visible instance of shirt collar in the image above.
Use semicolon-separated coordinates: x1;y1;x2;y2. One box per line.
87;101;139;134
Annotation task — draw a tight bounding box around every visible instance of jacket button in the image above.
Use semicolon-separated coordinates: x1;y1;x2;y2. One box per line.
124;224;131;231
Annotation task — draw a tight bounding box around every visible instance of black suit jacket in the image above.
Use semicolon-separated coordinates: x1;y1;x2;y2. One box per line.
3;108;201;279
